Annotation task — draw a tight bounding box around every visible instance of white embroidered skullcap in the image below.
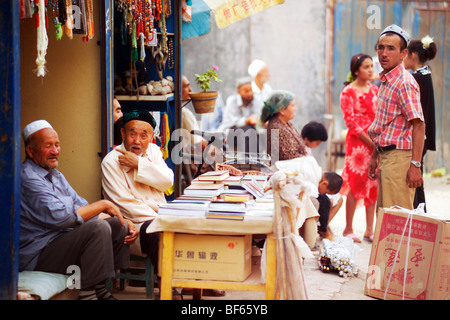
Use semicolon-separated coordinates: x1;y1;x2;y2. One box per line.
236;76;252;88
248;59;267;79
380;24;411;45
22;120;53;142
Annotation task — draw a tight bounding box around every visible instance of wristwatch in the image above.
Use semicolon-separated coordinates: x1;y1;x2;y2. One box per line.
411;160;421;168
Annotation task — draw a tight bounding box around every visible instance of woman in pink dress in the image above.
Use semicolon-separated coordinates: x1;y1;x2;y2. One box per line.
340;53;378;243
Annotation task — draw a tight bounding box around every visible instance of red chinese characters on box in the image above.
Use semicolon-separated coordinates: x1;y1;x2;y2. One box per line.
365;208;450;300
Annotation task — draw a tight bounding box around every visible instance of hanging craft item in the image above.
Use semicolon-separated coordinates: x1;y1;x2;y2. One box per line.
49;0;63;40
35;0;49;77
22;0;35;19
83;0;94;41
155;0;162;21
22;0;93;77
167;37;174;69
164;0;172;18
160;112;170;159
160;112;174;197
144;0;157;46
114;0;174;90
65;0;74;39
159;0;168;57
153;0;168;80
131;22;138;62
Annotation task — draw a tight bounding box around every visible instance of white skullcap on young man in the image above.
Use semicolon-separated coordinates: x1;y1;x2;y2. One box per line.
248;59;267;79
379;24;411;45
22;120;53;142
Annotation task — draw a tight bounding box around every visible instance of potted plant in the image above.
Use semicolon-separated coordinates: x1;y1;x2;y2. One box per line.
189;66;222;113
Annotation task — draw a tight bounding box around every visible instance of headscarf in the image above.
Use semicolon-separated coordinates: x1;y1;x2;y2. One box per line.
260;90;294;123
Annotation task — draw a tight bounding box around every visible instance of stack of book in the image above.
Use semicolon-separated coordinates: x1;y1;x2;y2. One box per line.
206;201;247;220
158;199;210;216
196;170;230;182
219;193;251;202
190;171;243;186
176;194;218;202
183;183;225;197
166;170;272;221
245;197;274;220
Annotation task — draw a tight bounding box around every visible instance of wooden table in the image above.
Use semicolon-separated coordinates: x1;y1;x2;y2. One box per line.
147;216;277;300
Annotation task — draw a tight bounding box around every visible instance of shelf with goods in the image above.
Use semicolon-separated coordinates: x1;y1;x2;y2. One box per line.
113;0;182;197
114;0;178;111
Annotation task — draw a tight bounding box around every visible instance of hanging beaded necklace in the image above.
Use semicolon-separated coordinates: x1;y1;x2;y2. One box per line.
49;0;63;40
143;0;152;41
167;37;174;69
159;0;168;55
155;0;162;21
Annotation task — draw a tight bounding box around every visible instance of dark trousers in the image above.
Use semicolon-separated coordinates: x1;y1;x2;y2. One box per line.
317;194;331;232
35;217;130;288
414;150;427;212
139;220;160;275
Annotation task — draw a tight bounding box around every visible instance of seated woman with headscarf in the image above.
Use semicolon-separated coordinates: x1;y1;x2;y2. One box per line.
262;90;308;161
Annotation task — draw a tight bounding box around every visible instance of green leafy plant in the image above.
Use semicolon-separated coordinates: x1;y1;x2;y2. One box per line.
194;66;222;92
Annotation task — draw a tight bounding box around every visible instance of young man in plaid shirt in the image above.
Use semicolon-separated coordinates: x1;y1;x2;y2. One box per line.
367;24;425;210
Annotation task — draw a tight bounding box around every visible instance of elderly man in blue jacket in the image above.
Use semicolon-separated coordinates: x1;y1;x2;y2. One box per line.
20;120;137;300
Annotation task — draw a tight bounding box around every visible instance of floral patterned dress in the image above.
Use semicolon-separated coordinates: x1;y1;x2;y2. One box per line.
340;83;378;207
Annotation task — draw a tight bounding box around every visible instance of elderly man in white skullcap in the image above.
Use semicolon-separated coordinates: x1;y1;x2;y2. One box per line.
20;119;135;300
248;59;273;101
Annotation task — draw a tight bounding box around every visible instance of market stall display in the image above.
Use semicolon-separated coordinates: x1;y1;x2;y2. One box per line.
20;0;95;77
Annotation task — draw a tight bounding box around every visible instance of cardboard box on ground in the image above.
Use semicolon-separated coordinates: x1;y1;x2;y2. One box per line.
365;207;450;300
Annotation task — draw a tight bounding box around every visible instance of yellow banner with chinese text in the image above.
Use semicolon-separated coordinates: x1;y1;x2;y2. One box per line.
205;0;285;28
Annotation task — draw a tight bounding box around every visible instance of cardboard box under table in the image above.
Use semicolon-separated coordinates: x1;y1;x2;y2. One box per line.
365;207;450;300
158;233;252;281
147;215;276;300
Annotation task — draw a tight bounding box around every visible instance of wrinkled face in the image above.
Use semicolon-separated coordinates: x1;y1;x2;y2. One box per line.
279;99;297;122
26;128;60;171
238;83;254;104
376;34;407;73
355;58;374;81
121;120;154;155
113;99;123;123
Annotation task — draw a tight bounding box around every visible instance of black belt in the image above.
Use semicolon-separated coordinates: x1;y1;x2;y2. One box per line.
376;144;396;153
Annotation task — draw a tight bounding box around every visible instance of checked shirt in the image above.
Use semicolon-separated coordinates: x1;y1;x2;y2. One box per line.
368;63;424;150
